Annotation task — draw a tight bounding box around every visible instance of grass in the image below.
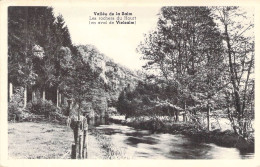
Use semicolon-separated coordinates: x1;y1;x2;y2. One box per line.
8;122;74;159
89;128;129;159
8;121;128;159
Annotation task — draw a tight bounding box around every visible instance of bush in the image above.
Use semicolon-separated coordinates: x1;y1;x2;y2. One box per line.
27;99;60;117
8;87;25;121
49;111;67;124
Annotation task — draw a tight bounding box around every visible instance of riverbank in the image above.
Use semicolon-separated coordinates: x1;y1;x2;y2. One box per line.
89;127;130;159
8;121;127;159
108;116;254;153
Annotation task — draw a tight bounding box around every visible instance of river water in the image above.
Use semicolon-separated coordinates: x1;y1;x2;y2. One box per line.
89;117;254;159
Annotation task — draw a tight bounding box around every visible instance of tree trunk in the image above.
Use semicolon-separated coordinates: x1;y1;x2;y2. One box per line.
184;101;187;122
32;90;35;102
225;24;242;118
59;93;61;106
242;53;253;116
23;85;27;109
207;105;211;131
57;88;59;107
9;82;13;101
43;89;45;101
78;100;81;121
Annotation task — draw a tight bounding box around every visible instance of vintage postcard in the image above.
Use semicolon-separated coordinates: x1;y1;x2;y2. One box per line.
0;0;259;166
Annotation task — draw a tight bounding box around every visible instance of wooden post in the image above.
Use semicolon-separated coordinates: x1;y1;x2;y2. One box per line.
207;105;211;131
71;144;76;159
72;121;80;159
73;123;78;143
78;134;82;159
82;119;88;158
82;129;87;158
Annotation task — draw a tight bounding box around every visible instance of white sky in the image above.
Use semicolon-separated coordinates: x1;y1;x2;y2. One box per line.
53;5;162;70
52;6;254;71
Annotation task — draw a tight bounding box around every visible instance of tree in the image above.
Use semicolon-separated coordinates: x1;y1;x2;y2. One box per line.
8;7;74;107
214;7;254;139
64;48;100;119
138;7;225;114
8;7;38;106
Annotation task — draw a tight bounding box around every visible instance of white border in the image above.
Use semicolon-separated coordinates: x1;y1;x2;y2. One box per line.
0;0;259;166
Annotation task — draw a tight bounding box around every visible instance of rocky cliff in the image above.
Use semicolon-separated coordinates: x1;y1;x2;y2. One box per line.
76;45;141;117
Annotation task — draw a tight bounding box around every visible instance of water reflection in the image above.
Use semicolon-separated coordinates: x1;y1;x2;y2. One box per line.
89;117;254;159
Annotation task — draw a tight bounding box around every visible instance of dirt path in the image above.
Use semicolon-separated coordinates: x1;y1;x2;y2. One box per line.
8;122;106;159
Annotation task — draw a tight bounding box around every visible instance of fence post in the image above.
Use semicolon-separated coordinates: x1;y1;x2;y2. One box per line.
82;129;88;158
71;144;76;159
82;118;88;159
72;121;81;159
78;134;82;159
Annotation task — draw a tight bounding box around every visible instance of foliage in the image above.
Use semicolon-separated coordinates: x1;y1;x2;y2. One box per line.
8;87;25;121
117;88;139;118
63;49;101;115
137;7;225;113
132;6;254;141
27;99;60;117
212;7;254;139
8;7;100;119
117;81;181;118
8;6;75;93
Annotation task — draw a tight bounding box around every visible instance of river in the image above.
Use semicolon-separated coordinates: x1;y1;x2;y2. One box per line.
88;117;254;159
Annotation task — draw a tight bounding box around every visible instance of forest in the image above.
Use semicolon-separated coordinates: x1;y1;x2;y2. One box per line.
8;7;104;119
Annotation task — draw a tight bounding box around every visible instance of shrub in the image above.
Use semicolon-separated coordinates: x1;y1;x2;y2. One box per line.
8;87;25;121
27;99;60;117
49;111;67;124
61;104;70;116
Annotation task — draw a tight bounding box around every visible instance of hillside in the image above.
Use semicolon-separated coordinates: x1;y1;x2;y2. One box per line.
76;45;141;117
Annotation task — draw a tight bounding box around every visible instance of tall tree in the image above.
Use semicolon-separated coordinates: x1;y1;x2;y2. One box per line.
138;7;225;112
8;7;38;106
53;15;74;106
8;7;74;106
214;7;254;138
64;48;101;119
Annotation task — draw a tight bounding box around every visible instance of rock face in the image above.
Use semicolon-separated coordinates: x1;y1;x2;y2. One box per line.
77;45;141;117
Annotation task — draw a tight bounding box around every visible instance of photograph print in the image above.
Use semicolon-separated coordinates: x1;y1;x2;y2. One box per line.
7;5;254;159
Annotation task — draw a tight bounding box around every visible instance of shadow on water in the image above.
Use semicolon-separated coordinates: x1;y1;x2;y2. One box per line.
126;136;159;146
88;117;254;159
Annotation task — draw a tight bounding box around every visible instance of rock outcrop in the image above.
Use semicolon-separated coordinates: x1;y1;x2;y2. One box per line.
77;45;141;117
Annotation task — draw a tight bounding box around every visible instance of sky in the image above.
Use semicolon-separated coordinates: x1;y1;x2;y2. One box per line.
53;5;162;70
52;6;254;71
